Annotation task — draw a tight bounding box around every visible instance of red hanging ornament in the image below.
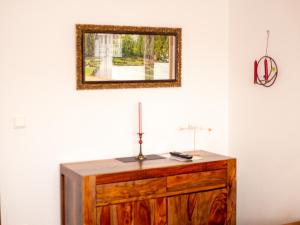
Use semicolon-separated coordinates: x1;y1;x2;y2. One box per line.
253;30;278;87
254;60;258;84
264;58;269;81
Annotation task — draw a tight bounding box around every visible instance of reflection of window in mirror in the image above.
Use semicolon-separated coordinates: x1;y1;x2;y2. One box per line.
84;34;176;82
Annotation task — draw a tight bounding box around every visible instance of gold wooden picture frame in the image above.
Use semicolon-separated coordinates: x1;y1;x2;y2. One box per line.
76;24;182;90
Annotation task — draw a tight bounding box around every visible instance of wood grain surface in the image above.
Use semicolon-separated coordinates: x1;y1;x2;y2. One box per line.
61;150;230;179
96;178;166;205
83;176;96;225
96;198;167;225
167;169;226;192
225;159;236;225
61;174;82;225
168;189;227;225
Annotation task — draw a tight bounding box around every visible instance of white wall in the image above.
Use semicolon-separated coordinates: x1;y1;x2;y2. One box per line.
229;0;300;224
0;0;229;224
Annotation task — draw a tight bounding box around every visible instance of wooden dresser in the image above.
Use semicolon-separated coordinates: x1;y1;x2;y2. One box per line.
60;151;236;225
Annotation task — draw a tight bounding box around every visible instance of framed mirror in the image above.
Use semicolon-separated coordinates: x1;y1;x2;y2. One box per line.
76;24;181;89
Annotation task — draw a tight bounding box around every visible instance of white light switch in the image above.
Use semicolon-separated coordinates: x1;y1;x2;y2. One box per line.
14;116;26;129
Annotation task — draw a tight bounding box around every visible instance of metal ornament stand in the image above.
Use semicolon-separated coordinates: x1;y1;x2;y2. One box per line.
136;132;145;160
179;125;212;156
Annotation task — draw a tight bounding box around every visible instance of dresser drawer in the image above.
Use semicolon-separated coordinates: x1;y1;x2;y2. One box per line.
96;177;166;205
167;169;227;193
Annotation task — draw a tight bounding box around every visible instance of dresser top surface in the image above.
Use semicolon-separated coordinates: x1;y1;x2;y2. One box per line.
60;150;233;177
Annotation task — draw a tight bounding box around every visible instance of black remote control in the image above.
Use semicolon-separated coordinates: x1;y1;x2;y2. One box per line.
169;152;193;159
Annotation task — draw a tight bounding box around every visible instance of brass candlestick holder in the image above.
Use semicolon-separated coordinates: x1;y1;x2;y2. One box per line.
116;132;164;163
136;132;145;160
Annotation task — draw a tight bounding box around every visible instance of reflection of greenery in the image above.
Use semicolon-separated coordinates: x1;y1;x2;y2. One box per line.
154;36;169;62
83;34;169;70
121;35;136;57
85;66;96;77
113;57;143;66
144;35;155;80
121;35;169;63
84;34;96;57
136;36;145;57
85;57;100;76
85;57;100;67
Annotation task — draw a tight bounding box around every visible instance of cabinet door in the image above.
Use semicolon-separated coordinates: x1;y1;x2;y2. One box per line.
168;189;227;225
97;197;167;225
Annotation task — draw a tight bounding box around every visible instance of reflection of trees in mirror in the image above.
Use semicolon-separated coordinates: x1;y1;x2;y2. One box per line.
84;33;96;57
121;34;169;64
84;33;171;81
144;35;155;80
84;57;100;77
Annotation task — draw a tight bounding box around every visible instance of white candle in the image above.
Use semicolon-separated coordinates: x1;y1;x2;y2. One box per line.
138;102;142;133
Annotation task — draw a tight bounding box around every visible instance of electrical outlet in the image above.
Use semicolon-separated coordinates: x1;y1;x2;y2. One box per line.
13;116;26;129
